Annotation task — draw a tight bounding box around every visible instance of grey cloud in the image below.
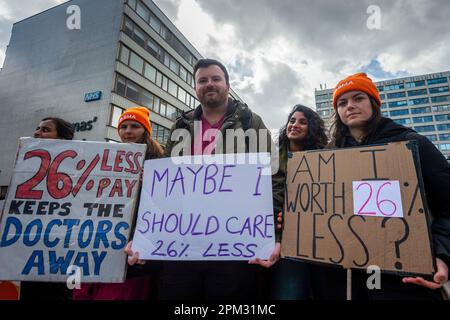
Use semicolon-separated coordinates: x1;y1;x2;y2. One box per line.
236;58;303;129
153;0;181;21
195;0;450;77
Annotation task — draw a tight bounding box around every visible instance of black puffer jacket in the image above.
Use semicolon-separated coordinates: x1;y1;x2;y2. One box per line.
338;117;450;268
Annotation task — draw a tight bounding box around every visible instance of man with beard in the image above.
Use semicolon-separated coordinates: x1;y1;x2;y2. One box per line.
158;58;283;300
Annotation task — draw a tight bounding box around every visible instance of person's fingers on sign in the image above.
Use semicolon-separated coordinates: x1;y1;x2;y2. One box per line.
125;241;146;266
402;258;449;289
248;242;281;268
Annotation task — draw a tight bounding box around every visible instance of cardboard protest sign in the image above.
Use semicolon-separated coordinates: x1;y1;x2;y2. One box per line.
282;141;435;276
0;138;145;282
132;153;275;260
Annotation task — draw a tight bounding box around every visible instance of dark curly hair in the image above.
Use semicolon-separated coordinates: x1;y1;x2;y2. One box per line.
279;104;328;150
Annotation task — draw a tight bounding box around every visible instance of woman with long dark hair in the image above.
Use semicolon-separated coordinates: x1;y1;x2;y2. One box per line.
270;104;328;300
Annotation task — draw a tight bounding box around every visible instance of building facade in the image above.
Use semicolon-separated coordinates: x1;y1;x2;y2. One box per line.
315;71;450;159
0;0;241;192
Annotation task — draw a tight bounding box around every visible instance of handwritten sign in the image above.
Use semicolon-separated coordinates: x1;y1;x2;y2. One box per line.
0;138;145;282
132;153;275;260
282;141;434;276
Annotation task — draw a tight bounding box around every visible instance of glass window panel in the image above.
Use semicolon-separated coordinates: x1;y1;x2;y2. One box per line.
156;72;163;87
144;63;156;82
124;19;133;37
427;77;448;85
180;66;188;82
127;0;137;10
126;82;140;102
136;2;149;22
133;28;145;47
169;58;179;74
153;97;161;113
129;52;143;73
116;76;126;96
160;101;167;117
178;87;187;103
149;16;161;33
119;46;130;64
141;92;154;109
168;79;178;97
110;106;123;128
166;104;177;120
164;54;170;67
162;76;168;91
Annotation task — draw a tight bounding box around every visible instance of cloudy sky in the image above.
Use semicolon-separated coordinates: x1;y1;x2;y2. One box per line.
1;0;450;129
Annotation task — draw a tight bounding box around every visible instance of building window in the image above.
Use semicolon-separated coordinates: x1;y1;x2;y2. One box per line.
388;100;408;108
431;95;450;103
136;2;149;22
144;63;157;82
405;80;425;88
116;76;126;96
390;109;409;116
439;134;450;141
141;91;154;109
427;77;448;85
414;125;436;133
411;107;431;114
127;0;137;10
168;79;178;97
435;114;450;122
387;92;406;99
408;98;429;106
439;143;450;151
149;16;161;34
126;82;140;103
394;118;412;125
407;89;427;97
412;116;433;123
433;104;450;112
133;28;146;47
110;105;124;128
429;86;449;94
384;84;405;91
161;75;168;91
437;124;450;131
120;46;130;64
114;74;185;122
425;135;438;142
129;51;144;73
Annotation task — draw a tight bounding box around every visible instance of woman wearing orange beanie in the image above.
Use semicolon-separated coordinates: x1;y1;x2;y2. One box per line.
310;73;450;300
73;107;164;300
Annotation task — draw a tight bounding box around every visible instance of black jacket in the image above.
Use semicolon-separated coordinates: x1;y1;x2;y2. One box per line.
339;117;450;268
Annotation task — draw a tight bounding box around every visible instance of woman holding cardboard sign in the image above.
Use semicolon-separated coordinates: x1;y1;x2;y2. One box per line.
314;72;450;299
73;107;164;300
268;105;328;299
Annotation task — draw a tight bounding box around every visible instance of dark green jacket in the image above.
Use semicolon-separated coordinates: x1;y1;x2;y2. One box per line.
164;99;284;241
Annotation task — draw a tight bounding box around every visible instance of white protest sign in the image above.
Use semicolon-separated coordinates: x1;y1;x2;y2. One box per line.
0;138;145;282
132;153;275;260
352;180;404;218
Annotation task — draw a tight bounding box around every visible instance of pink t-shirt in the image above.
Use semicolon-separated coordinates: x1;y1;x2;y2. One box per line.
192;114;225;155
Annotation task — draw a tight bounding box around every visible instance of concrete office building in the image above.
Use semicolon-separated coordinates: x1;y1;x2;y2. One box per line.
315;71;450;159
0;0;242;195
